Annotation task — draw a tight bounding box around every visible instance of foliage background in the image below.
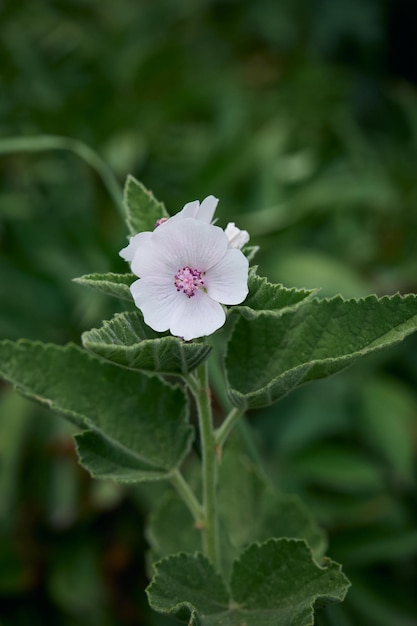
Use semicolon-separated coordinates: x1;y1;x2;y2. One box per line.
1;0;417;624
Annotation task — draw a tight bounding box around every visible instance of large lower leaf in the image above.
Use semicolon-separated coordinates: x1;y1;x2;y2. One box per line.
124;175;169;236
147;448;327;576
147;553;229;625
147;539;350;626
73;272;135;302
229;539;350;625
82;311;211;375
0;340;192;482
226;294;417;409
217;449;327;562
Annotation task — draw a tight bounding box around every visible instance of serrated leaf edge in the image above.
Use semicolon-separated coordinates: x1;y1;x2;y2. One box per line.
123;174;169;235
230;538;351;619
227;292;417;409
82;311;212;375
146;551;230;618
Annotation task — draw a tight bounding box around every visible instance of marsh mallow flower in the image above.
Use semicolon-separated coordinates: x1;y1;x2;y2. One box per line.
119;195;219;263
128;217;249;340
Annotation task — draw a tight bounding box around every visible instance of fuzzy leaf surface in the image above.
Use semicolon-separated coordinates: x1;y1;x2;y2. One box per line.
82;311;211;375
147;449;326;576
0;340;192;482
229;539;350;625
147;539;350;625
147;553;229;625
226;293;417;409
124;175;169;235
73;272;135;302
233;272;316;319
217;450;327;563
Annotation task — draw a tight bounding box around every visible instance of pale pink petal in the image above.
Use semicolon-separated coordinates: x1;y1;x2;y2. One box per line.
170;200;200;221
119;232;152;262
130;232;178;279
130;277;179;332
169;291;226;340
169;195;218;224
164;218;228;270
197;195;218;223
133;219;229;278
205;248;249;305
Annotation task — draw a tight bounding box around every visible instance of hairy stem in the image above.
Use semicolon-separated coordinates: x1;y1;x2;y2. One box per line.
215;406;244;448
190;362;220;570
170;469;204;524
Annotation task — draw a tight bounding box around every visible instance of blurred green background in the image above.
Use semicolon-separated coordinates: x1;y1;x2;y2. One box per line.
1;0;417;624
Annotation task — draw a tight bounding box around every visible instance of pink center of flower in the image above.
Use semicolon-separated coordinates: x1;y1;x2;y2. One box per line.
174;266;205;298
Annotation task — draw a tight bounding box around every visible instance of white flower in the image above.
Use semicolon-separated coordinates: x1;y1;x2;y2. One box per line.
128;217;249;340
224;222;250;249
119;195;219;263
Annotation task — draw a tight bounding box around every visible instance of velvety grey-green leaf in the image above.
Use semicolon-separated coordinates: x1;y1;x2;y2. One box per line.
146;553;229;625
226;293;417;409
74;431;176;482
147;449;326;578
218;449;327;563
147;540;350;626
0;340;192;482
242;245;259;263
82;311;211;375
146;492;202;560
124;175;169;235
233;272;316;319
230;539;350;625
73;272;135;302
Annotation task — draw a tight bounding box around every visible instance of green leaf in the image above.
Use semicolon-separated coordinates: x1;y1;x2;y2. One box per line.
82;311;211;375
360;377;417;482
146;491;202;560
147;449;327;577
217;449;327;562
226;293;417;409
73;272;135;302
124;174;169;235
0;340;192;482
147;553;229;625
242;245;259;263
147;539;350;626
230;539;349;625
232;271;316;319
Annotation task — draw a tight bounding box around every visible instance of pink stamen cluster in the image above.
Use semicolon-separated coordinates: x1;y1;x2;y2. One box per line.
174;266;205;298
154;217;168;228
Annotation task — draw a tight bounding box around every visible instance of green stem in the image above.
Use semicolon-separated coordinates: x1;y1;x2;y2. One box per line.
0;134;124;217
215;406;244;448
170;469;204;524
189;362;220;570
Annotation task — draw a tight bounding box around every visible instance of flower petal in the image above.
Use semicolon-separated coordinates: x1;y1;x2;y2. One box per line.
130;232;178;279
197;195;218;223
130;277;179;332
119;232;152;262
169;291;226;340
205;248;249;305
170;195;218;224
132;219;229;280
172;200;200;221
